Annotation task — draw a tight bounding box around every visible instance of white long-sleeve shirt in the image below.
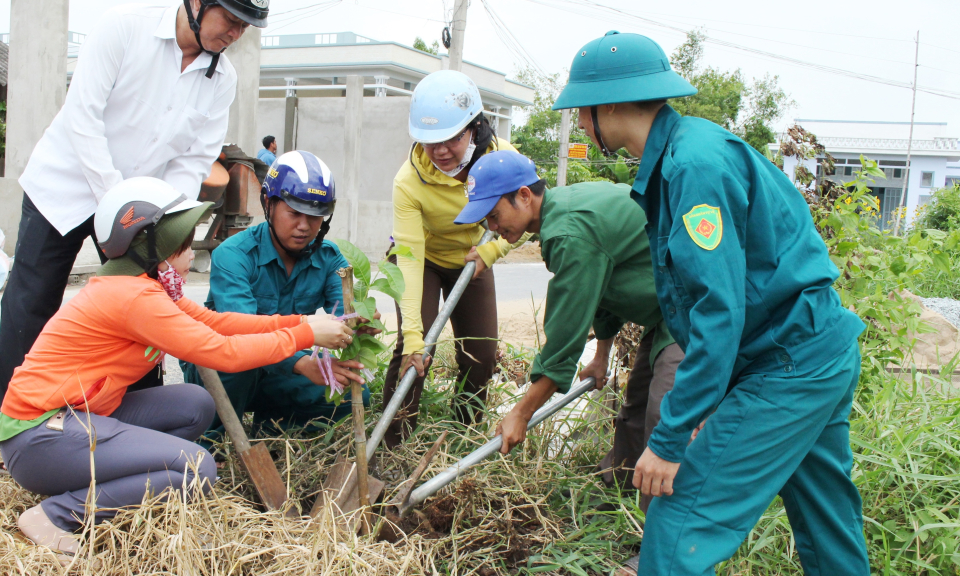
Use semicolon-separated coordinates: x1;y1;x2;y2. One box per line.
20;3;237;236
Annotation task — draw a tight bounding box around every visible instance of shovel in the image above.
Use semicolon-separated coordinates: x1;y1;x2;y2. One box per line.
311;266;385;527
383;370;610;522
196;365;296;517
311;230;497;520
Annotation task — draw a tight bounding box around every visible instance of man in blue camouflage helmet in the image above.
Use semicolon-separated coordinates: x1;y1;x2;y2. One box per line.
182;151;379;442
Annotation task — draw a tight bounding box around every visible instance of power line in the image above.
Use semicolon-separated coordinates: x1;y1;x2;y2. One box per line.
519;0;960;100
921;42;960;56
481;0;549;78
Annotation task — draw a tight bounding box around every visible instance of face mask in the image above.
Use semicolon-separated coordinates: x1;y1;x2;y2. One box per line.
157;260;185;302
433;135;477;178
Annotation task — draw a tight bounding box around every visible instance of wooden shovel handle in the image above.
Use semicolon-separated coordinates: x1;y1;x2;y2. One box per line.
338;267;372;509
197;365;251;452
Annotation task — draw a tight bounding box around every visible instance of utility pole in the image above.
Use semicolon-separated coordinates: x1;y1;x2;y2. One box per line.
557;109;571;187
893;31;919;236
448;0;469;72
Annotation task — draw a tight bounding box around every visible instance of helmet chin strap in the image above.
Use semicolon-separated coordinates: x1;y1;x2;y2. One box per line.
183;0;223;79
591;105;615;157
262;196;332;260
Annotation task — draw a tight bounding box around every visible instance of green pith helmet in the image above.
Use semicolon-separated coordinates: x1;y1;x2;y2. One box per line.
553;31;696;156
553;31;696;111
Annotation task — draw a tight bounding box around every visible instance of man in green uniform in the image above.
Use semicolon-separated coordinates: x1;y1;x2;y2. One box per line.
552;32;870;575
454;150;683;513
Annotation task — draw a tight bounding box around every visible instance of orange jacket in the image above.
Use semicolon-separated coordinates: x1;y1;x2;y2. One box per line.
2;275;315;420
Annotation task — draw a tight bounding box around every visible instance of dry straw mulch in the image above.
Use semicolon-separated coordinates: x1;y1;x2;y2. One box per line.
0;368;628;575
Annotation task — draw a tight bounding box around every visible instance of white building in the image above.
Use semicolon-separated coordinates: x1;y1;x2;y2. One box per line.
780;119;960;230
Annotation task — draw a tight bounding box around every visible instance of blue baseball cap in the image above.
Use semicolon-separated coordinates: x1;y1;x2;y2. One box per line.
454;151;540;225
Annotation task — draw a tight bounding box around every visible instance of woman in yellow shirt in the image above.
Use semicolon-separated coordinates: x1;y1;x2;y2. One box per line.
383;70;527;447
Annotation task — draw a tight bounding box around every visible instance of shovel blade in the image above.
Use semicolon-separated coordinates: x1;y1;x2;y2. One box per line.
239;442;295;516
311;457;385;522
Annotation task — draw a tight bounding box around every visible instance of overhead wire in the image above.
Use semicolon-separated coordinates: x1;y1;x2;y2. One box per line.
266;1;342;32
480;0;549;78
517;0;960;100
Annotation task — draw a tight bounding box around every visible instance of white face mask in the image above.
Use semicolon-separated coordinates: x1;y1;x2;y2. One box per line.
432;135;477;178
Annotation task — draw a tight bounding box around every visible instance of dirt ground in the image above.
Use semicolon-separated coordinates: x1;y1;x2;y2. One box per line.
498;241;543;264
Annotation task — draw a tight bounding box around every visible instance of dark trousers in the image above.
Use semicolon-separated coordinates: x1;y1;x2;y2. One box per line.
600;339;683;513
382;257;498;448
0;193;161;400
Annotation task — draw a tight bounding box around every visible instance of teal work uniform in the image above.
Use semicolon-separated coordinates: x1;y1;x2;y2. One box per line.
630;106;870;575
530;182;674;390
181;222;368;438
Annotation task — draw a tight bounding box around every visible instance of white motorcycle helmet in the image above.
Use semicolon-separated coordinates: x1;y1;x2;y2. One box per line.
95;178;209;277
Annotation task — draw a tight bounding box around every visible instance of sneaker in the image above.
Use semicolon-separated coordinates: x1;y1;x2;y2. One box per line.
614;554;639;576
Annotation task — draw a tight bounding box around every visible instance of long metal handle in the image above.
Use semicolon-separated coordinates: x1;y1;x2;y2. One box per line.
403;373;604;511
366;229;498;460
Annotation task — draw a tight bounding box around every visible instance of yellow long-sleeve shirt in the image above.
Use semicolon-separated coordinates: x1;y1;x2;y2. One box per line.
392;138;529;355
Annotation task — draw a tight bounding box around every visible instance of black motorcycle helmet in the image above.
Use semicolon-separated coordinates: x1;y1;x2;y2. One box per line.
183;0;269;78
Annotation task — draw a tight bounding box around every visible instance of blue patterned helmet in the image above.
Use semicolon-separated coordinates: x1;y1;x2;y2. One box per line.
262;150;336;217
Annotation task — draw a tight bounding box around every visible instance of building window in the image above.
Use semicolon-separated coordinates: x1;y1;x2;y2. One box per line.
919;194;932;206
920;172;934;188
894;168;902;179
946;176;960;188
261;36;280;47
844;166;854;176
315;34;337;45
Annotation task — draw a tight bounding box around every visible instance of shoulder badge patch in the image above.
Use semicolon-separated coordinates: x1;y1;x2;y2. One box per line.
682;204;723;250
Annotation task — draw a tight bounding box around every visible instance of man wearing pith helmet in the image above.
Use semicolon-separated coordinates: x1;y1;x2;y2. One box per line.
554;31;870;575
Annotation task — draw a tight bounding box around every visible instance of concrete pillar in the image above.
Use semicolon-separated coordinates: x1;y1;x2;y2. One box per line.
489;106;501;136
342;75;364;243
224;27;262;156
283;78;298;153
4;0;69;179
374;75;389;97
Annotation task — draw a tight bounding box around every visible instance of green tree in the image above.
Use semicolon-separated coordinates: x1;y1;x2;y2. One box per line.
510;68;636;187
412;36;440;55
670;30;793;153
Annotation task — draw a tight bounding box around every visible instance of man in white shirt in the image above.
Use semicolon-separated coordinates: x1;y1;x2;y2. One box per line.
0;0;269;399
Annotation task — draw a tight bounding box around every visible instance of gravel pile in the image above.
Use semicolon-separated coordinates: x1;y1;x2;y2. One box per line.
921;297;960;329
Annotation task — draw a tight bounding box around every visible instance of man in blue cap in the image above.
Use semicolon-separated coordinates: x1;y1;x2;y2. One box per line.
455;150;684;514
552;32;870;575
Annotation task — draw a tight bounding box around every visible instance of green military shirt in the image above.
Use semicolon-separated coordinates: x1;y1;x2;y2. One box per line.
530;182;674;392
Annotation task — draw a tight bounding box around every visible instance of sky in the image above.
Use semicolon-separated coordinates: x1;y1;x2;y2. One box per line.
1;0;958;134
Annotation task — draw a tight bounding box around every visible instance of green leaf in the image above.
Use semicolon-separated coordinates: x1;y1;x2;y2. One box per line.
357;345;379;371
358;333;389;353
370;278;401;302
331;239;371;286
351;298;375;323
388;244;415;260
376;260;405;298
339;338;361;361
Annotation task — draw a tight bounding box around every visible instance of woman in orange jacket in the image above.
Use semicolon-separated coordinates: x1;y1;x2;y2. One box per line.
0;178;353;559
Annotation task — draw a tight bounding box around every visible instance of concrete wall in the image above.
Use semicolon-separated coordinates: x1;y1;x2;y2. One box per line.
0;178;22;256
5;0;69;179
256;95;410;256
224;28;263;156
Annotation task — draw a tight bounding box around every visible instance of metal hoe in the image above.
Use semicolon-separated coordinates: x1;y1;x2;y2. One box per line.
387;371;609;518
365;229;497;459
